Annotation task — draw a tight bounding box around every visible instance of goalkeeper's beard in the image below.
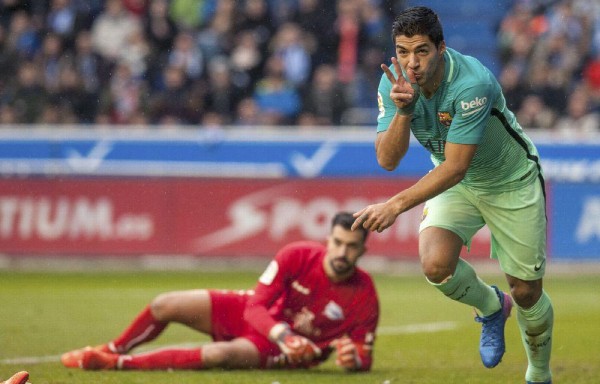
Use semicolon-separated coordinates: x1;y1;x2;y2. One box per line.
329;256;354;275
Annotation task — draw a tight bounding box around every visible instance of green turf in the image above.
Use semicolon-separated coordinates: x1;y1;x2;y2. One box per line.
1;269;598;383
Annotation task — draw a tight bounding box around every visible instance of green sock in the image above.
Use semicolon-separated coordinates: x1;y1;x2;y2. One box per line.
428;258;501;316
517;290;553;383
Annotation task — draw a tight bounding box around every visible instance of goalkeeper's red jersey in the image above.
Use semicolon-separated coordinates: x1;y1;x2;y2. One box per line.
244;240;379;368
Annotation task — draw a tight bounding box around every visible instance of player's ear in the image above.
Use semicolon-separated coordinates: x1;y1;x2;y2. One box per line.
439;41;446;56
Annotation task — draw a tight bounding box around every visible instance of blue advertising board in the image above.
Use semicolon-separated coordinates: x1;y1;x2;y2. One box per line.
551;183;600;259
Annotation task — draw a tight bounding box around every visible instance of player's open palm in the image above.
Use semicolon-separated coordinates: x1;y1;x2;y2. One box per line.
381;57;420;114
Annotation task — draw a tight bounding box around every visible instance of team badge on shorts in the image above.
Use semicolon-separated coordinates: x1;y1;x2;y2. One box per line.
437;112;452;127
421;206;429;222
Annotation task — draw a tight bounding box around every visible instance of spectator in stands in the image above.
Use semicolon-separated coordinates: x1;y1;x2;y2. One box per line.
143;0;178;58
230;29;265;92
5;10;40;60
122;0;148;16
91;0;141;64
10;61;48;123
54;65;97;123
516;94;556;130
498;62;528;112
36;33;68;94
554;85;600;137
168;30;204;80
301;63;348;125
253;54;301;125
497;3;546;66
234;96;261;127
0;104;18;125
196;0;238;59
335;0;365;85
71;29;107;109
269;22;312;88
584;52;600;111
46;0;82;47
169;0;209;30
0;24;18;93
105;62;149;124
119;25;151;79
204;57;244;123
291;0;337;66
38;100;77;124
148;64;194;124
238;0;274;51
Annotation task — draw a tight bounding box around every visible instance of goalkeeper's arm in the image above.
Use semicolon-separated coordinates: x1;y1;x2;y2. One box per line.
268;323;321;365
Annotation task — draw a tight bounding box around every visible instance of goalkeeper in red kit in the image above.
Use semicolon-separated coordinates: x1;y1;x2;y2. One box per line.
61;212;379;372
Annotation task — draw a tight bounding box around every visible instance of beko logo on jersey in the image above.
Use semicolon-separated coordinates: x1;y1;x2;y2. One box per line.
460;96;487;111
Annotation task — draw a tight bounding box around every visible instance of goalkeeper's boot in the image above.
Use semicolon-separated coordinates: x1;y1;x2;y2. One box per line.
1;371;29;384
61;343;115;368
80;347;119;370
475;285;513;368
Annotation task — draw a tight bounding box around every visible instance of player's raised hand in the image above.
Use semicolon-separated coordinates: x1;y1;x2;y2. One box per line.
381;57;420;115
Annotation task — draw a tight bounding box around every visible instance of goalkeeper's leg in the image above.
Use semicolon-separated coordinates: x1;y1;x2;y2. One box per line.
79;338;261;370
63;289;213;368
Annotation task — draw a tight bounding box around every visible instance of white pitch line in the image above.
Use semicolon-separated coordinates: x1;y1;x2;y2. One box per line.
0;321;459;365
377;321;459;335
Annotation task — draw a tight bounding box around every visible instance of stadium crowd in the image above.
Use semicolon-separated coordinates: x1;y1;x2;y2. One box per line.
0;0;598;132
497;0;599;135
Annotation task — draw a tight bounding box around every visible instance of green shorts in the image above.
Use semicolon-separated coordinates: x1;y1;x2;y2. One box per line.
419;177;547;280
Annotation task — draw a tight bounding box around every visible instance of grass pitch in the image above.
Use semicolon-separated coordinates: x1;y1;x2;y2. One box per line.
0;267;598;383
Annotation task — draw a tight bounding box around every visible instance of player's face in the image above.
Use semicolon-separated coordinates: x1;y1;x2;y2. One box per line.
325;225;366;279
394;34;445;93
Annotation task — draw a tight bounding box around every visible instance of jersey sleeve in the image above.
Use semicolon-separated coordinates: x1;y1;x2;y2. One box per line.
376;71;396;133
447;82;495;145
243;243;299;337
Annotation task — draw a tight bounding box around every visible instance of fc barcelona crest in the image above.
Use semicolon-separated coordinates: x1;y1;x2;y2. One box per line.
438;112;452;127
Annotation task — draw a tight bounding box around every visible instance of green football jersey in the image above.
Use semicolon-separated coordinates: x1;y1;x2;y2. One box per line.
377;48;541;191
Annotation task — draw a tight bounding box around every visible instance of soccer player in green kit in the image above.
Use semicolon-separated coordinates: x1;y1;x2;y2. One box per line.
351;6;553;384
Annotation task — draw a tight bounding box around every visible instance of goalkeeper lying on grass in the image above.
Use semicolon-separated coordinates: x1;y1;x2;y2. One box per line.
61;212;380;372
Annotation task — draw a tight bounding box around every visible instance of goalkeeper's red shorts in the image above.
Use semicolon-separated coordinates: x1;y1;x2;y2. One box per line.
208;289;281;368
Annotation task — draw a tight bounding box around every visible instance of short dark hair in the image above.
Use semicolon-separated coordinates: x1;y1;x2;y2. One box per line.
331;212;369;243
391;6;444;47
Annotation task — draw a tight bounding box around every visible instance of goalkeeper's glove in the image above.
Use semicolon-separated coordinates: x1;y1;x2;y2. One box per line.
332;336;362;370
269;323;321;365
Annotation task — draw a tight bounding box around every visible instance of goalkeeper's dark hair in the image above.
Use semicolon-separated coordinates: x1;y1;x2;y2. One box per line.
392;6;444;48
332;212;369;243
